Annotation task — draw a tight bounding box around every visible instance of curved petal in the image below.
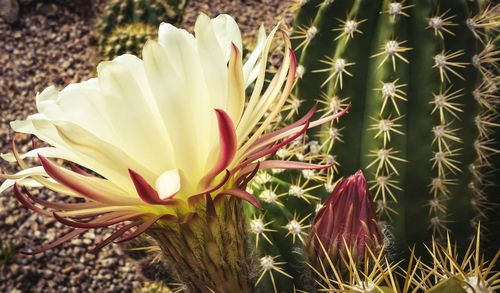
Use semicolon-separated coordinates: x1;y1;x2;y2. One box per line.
259;104;352;148
35;80;117;144
143;36;215;190
10;118;140;192
1;147;74;163
0;178;43;193
89;221;140;253
48;120;155;194
53;212;143;229
13;184;51;217
235;25;282;145
21;228;87;255
27;191;103;210
216;188;261;208
97;55;175;174
0;165;76;196
39;155;139;205
211;14;243;62
0;166;47;180
237;160;333;178
243;25;267;87
227;44;245;125
113;215;162;244
235;45;296;166
195;13;229;110
129;169;180;205
200;109;237;187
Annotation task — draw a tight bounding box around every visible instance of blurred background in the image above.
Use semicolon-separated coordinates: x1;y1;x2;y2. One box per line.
0;0;293;292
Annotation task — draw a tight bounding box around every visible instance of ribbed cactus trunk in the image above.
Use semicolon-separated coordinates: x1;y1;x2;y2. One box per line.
147;197;253;293
96;0;189;61
290;0;498;255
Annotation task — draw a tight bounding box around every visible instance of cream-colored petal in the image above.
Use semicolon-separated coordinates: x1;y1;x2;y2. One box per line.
0;178;43;193
194;14;229;111
143;37;216;191
47;161;140;204
234;30;294;165
0;166;52;192
1;147;74;163
243;25;267;87
227;45;245;125
35;85;58;104
211;14;243;62
36;79;117;144
236;25;280;145
97;55;175;175
11;117;82;165
1;166;47;180
30;119;153;195
11;114;47;133
11;117;87;164
155;169;181;200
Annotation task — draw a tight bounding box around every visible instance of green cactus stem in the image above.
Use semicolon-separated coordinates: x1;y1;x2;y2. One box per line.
287;0;499;256
147;197;253;293
245;1;497;290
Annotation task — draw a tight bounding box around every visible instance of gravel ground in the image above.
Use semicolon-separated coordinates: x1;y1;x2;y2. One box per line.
182;0;295;38
0;2;146;292
0;0;294;292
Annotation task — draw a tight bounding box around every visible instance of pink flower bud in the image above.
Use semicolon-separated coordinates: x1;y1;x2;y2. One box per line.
307;170;382;263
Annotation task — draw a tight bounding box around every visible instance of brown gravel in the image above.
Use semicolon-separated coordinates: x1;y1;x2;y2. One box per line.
182;0;295;38
0;2;147;292
0;0;294;292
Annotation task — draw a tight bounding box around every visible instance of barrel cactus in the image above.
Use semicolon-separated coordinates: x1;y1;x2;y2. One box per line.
100;23;158;60
96;0;189;61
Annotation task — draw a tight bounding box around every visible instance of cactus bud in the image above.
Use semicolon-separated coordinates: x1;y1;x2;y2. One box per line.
307;170;382;265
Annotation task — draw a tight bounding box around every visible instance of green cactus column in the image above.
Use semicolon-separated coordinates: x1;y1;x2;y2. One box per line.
237;1;498;291
287;0;498;256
